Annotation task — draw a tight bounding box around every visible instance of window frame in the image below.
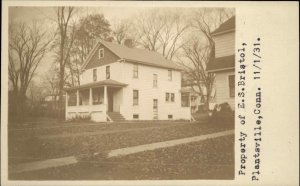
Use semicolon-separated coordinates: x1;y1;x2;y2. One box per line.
171;93;175;102
106;66;110;79
99;48;104;59
93;68;97;82
133;64;138;78
165;93;170;102
133;90;139;106
153;74;158;88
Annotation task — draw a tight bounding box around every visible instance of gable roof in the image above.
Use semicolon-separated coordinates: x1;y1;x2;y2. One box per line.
82;40;183;71
206;55;235;72
211;16;235;35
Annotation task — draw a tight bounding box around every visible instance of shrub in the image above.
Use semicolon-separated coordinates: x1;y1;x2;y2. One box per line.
209;102;234;124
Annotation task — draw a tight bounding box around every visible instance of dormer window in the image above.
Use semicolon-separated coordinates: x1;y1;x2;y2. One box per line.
99;48;104;59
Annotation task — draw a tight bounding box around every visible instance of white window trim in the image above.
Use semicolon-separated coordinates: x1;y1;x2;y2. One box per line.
171;93;175;103
166;92;175;103
165;92;170;102
99;48;104;59
93;68;97;82
133;90;139;106
106;66;110;79
133;64;138;78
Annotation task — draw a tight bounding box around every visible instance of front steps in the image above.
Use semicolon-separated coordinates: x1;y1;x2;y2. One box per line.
107;112;126;122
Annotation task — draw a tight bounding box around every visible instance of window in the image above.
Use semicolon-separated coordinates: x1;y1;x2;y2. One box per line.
133;64;138;78
133;90;139;105
166;93;175;102
171;93;175;102
93;69;97;82
165;93;170;102
99;48;104;59
153;74;158;88
92;87;103;105
133;114;139;119
229;75;235;97
181;93;190;107
153;99;158;119
168;115;173;119
68;91;77;106
168;70;172;81
106;66;110;79
79;90;89;106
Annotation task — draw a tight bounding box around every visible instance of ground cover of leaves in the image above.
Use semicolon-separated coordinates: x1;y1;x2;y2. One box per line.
10;135;234;180
9;122;233;164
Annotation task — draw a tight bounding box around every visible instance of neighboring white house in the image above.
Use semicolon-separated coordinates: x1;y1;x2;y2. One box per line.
181;82;216;113
65;40;191;122
207;16;235;110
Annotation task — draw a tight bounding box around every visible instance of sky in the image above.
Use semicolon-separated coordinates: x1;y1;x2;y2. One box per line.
9;6;234;89
9;6;146;85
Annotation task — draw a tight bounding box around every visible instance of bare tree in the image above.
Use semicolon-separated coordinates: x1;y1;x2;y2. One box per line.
180;8;234;111
54;7;76;118
180;41;215;111
41;67;61;115
8;22;52;121
112;19;132;45
157;11;190;60
134;9;189;59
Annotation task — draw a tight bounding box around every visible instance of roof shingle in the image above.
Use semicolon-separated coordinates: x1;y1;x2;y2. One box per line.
96;40;183;70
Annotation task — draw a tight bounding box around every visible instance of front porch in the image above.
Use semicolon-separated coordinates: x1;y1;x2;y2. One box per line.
65;80;127;122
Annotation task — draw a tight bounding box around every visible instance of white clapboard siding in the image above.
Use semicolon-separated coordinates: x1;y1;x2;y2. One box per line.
214;32;235;58
215;70;235;109
80;61;191;121
81;62;124;84
120;62;189;120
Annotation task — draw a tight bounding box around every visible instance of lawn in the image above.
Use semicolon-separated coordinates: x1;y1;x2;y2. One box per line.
9;121;233;165
10;135;234;180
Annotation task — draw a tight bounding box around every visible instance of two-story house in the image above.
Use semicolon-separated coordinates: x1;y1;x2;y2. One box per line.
207;16;235;110
65;40;191;122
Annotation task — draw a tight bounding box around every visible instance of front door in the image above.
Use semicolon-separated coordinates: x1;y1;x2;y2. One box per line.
108;89;113;112
153;99;158;119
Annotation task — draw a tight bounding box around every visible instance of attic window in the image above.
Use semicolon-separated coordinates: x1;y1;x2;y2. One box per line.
99;48;104;59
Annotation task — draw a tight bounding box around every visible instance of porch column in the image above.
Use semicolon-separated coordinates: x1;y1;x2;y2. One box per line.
65;91;68;120
104;86;108;110
89;88;93;106
76;90;79;106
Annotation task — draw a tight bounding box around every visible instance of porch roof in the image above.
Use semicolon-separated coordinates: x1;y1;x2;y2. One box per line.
64;79;127;91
